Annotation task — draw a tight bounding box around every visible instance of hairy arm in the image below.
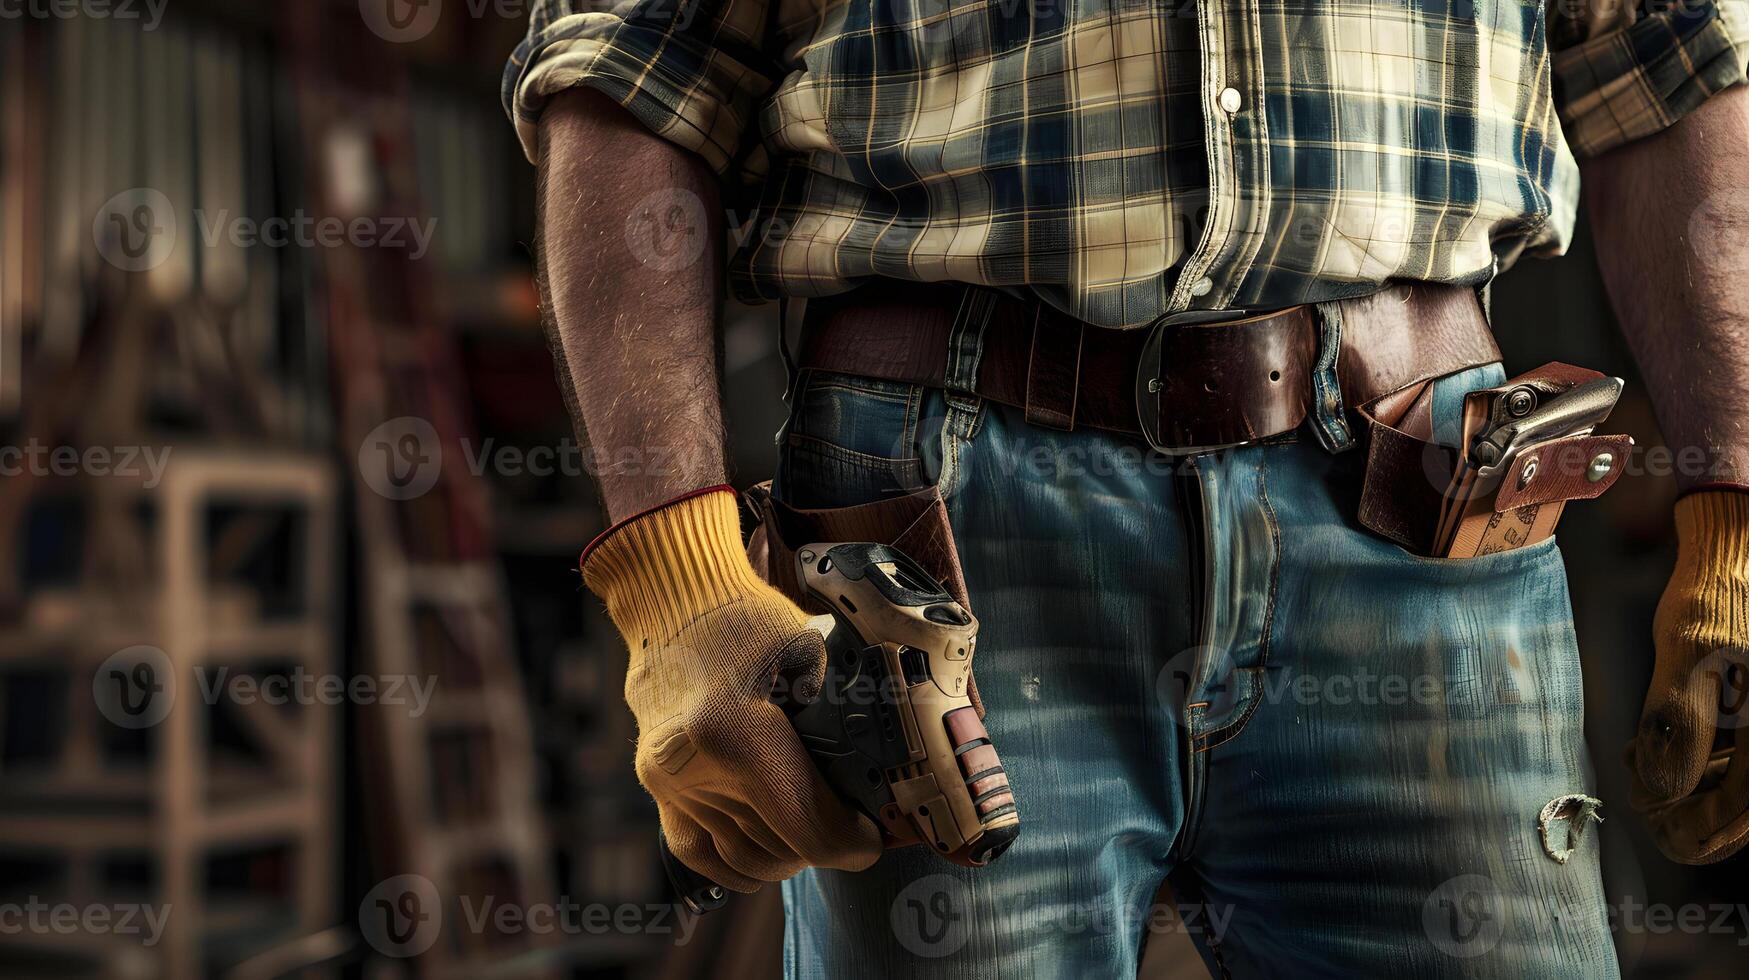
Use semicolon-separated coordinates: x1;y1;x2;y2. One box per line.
1583;86;1749;488
1587;86;1749;863
537;88;729;521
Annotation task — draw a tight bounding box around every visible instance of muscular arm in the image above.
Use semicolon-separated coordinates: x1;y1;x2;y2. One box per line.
532;89;883;884
537;88;729;521
1586;86;1749;862
1583;86;1749;487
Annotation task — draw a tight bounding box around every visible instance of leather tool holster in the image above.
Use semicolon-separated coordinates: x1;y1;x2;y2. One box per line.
1358;361;1633;556
741;482;984;714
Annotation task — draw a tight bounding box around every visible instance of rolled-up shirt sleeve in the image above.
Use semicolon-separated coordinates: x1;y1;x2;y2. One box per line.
502;0;776;175
1550;0;1749;157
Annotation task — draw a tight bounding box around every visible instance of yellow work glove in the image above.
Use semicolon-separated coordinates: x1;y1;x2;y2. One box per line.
582;488;882;891
1631;489;1749;864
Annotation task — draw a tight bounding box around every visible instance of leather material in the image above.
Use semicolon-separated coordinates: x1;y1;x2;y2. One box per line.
1358;419;1459;554
743;481;984;717
1354;361;1630;556
1145;310;1319;448
1336;284;1505;402
1025;309;1083;430
745;482;971;615
799;281;1499;452
1493;433;1633;512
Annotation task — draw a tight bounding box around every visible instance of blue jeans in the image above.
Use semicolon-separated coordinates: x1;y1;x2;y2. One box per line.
772;363;1618;979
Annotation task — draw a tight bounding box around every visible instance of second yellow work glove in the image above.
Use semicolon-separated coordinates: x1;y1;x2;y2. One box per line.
1632;489;1749;863
582;487;883;891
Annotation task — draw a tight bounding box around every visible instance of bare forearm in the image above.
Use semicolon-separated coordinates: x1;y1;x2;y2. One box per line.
1584;86;1749;489
537;88;728;521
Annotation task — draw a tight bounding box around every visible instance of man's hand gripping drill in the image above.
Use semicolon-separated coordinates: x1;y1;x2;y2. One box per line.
579;489;1019;914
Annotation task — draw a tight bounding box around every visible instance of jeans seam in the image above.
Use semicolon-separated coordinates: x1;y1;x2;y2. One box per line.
804;377;919;403
1195;670;1264;753
1251;450;1282;678
784;432;918;470
1193;453;1282;753
1180;731;1208;856
902;382;924;457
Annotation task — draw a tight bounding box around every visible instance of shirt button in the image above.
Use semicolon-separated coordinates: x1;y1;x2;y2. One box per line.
1191;277;1214;297
1218;87;1242;114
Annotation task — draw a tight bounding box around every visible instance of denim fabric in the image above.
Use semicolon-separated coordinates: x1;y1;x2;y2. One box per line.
772;366;1618;979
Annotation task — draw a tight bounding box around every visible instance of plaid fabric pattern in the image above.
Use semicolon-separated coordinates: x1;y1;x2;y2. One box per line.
506;0;1749;328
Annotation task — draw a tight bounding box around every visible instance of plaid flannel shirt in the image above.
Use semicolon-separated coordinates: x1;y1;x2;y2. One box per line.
505;0;1749;328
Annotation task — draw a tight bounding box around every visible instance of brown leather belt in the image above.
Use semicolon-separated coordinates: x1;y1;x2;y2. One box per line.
798;282;1504;453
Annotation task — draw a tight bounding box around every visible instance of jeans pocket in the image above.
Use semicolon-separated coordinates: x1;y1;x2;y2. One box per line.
777;370;981;510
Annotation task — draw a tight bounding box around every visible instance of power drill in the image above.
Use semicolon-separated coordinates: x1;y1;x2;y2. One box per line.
661;541;1021;913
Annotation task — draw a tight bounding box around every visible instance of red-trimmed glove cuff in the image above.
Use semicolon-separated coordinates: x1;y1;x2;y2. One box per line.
1680;482;1749;501
580;484;736;569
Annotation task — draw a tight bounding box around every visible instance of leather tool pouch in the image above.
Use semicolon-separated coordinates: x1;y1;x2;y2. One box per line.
1355;361;1634;558
742;481;983;712
744;481;971;608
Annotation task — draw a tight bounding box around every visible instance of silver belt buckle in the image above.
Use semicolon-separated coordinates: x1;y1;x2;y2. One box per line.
1133;308;1252;455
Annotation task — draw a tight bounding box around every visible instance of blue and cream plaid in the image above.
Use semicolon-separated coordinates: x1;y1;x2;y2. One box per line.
505;0;1749;328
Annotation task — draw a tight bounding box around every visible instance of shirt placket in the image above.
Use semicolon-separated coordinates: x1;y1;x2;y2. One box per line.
1171;0;1270;312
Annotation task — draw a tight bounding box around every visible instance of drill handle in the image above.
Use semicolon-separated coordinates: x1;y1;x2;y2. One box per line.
658;828;731;915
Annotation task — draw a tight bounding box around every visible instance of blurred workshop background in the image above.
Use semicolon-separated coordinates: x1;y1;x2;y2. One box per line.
0;2;1742;978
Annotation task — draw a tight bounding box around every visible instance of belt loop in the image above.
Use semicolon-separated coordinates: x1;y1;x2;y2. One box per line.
778;297;802;403
1476;255;1499;329
1024;306;1084;430
943;287;994;436
1309;300;1355;454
